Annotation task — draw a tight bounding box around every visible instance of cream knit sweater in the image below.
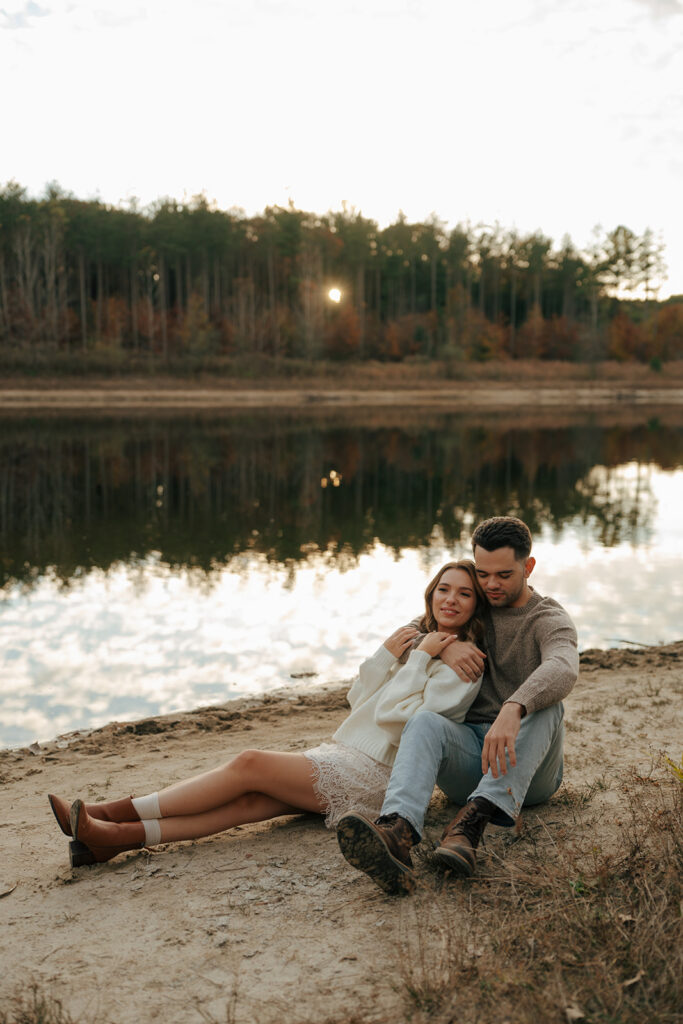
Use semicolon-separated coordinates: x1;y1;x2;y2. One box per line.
332;643;482;767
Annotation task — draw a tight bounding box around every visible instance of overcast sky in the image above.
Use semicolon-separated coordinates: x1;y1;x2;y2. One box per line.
2;0;682;296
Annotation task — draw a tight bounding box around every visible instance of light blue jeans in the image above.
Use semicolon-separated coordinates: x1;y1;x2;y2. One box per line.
381;704;565;836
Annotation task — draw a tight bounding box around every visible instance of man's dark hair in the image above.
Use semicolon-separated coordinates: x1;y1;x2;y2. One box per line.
471;516;532;561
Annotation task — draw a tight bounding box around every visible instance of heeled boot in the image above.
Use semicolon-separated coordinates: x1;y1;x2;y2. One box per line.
69;799;146;867
48;794;141;838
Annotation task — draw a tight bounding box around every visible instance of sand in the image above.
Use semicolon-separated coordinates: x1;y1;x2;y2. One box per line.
1;642;681;1024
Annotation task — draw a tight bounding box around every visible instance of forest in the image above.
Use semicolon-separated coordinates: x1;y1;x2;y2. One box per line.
1;181;681;370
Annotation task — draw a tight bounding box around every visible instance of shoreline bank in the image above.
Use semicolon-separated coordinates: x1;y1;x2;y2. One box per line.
2;380;683;410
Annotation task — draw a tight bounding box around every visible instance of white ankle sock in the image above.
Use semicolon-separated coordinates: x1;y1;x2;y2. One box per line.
132;792;161;820
141;818;162;845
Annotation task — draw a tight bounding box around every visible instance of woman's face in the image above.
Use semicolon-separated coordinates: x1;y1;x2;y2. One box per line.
431;568;477;633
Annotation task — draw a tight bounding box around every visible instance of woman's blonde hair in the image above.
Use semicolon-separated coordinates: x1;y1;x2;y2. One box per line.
419;559;486;647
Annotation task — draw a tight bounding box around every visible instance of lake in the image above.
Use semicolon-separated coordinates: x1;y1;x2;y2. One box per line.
1;403;682;749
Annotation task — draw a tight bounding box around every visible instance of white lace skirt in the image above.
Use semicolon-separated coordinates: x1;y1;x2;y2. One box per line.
304;741;392;829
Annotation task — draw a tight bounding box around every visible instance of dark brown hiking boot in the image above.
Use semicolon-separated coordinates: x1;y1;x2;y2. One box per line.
433;798;494;877
336;812;417;895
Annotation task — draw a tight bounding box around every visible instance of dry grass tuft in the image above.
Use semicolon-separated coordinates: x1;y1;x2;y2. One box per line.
398;762;682;1023
0;986;76;1024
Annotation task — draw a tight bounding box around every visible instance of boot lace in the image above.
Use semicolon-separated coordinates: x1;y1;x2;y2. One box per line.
376;813;416;846
445;804;489;846
375;813;400;826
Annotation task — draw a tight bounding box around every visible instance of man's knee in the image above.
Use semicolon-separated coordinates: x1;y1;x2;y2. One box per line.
517;702;564;747
404;709;443;732
542;702;564;727
402;710;454;742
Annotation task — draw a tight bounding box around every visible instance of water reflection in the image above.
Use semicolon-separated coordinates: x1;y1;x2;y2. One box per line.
1;410;680;589
1;409;682;749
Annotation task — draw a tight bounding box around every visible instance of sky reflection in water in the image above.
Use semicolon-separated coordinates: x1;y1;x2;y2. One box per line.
1;462;682;749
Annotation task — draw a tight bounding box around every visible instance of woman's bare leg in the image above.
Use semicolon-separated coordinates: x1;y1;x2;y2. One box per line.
69;755;324;859
70;791;302;861
157;750;323;818
158;792;302;842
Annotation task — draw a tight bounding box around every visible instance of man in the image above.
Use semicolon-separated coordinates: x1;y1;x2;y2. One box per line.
336;516;579;895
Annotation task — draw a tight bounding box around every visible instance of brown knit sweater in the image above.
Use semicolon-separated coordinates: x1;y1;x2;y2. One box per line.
410;588;579;723
466;589;578;722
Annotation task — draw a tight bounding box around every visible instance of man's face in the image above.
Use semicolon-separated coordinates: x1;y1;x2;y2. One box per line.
473;545;535;608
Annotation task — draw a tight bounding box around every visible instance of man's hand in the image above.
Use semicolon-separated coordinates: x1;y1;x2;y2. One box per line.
481;702;524;778
383;626;419;659
417;631;458;658
440;641;486;682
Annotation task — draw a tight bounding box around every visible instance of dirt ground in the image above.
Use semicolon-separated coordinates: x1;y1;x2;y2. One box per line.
1;642;681;1024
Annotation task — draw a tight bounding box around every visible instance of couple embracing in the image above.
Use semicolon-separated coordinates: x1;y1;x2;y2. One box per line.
49;516;578;893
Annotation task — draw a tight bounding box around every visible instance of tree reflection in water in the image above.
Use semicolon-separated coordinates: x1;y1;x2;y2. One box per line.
1;410;681;592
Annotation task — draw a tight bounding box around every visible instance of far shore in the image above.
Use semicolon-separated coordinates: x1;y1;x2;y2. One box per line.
2;375;683;410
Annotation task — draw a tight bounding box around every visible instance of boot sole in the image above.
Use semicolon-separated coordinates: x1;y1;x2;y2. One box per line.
337;814;415;896
48;794;73;837
69;802;96;867
70;798;84;841
432;845;475;877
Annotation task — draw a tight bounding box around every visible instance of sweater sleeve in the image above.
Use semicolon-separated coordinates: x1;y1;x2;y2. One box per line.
346;644;398;709
374;650;482;745
506;617;579;714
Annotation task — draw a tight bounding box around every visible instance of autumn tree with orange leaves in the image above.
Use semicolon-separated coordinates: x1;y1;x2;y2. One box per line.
0;181;679;368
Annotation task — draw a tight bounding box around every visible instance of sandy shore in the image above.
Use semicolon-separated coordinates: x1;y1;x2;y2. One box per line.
2;379;683;410
1;642;681;1023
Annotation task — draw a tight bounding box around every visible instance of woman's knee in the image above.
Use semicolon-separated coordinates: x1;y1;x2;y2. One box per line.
227;748;267;781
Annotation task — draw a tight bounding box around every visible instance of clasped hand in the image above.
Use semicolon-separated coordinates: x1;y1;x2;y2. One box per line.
383;626;419;658
383;628;464;660
416;631;459;657
439;640;486;682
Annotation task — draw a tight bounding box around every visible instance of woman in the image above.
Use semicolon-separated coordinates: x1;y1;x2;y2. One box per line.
48;560;485;867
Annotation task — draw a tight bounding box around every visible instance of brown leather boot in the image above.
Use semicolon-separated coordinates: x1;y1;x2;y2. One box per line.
337;812;417;895
69;839;145;868
433;798;494;877
69;800;146;866
48;794;140;838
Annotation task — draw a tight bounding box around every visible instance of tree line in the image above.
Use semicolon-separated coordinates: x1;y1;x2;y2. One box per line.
0;180;680;366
